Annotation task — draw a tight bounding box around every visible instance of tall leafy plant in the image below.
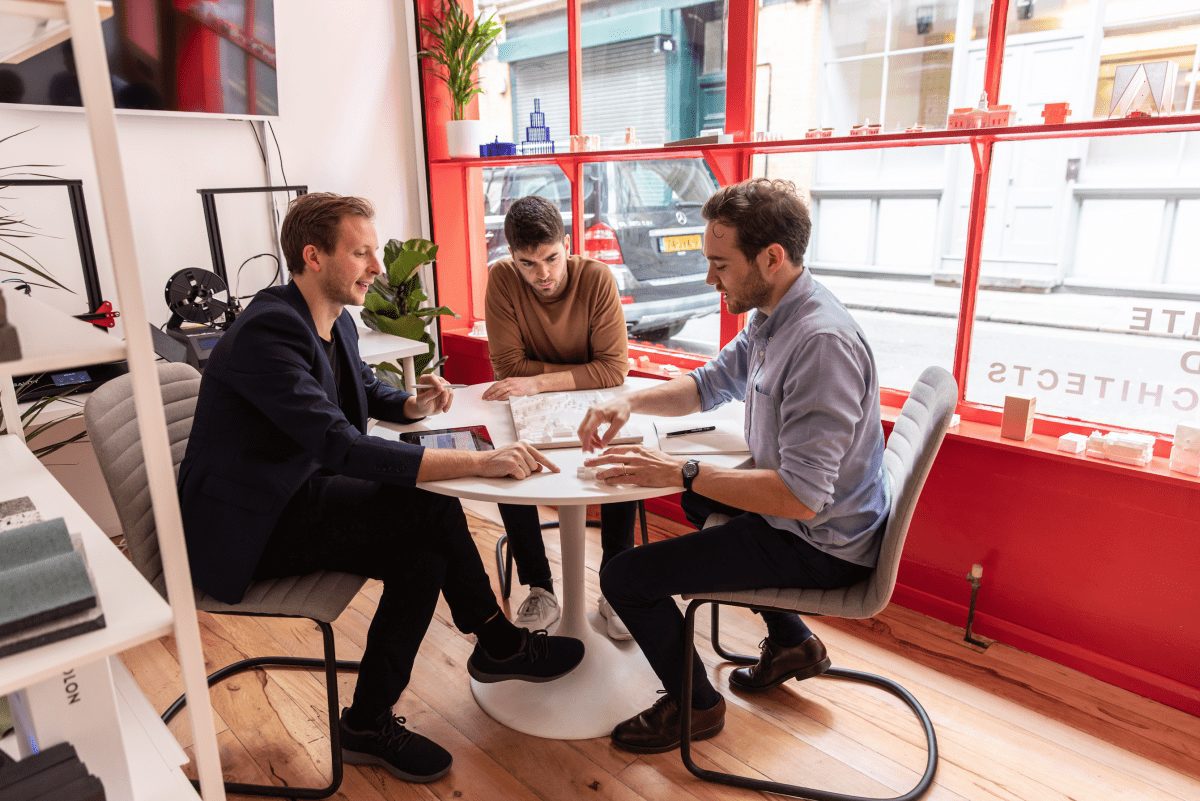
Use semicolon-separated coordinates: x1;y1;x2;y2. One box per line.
1;127;72;293
361;238;456;388
0;376;88;459
418;0;504;121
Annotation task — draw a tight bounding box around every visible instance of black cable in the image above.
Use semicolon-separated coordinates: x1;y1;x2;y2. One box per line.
266;121;290;187
234;252;281;298
247;120;267;164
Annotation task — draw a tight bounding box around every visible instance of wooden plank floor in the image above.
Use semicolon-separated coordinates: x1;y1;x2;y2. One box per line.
123;508;1200;801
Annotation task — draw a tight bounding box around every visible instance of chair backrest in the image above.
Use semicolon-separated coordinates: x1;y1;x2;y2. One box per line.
84;363;202;597
860;365;957;616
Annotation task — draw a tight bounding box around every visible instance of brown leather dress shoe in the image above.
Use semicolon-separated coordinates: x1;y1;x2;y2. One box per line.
729;633;831;692
611;694;726;754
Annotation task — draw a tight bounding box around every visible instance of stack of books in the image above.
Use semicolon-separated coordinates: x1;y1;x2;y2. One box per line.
0;508;105;659
0;742;106;800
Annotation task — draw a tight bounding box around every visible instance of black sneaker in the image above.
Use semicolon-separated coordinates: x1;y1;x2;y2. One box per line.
467;628;584;683
339;709;452;783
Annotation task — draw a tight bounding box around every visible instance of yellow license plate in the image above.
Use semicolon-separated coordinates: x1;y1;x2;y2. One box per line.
662;234;702;253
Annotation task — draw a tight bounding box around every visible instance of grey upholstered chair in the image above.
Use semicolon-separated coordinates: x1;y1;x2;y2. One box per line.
85;362;365;799
679;365;957;801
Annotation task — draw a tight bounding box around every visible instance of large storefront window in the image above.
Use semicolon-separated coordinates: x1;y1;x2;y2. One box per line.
965;132;1200;434
753;148;963;394
757;0;965;137
480;158;721;351
583;1;728;147
479;1;727;151
477;2;569;147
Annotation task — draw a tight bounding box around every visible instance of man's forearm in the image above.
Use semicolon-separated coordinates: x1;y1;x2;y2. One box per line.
691;466;816;521
416;448;484;481
628;375;703;417
534;369;578;393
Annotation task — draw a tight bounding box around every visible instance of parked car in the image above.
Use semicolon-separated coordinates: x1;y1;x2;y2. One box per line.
483;159;719;341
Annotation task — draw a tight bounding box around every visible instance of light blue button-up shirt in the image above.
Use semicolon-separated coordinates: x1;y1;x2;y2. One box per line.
690;269;889;567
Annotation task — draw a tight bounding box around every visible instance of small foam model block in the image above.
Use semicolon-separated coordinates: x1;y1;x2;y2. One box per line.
1174;421;1200;450
1101;431;1155;466
1042;102;1071;124
479;139;517;157
1169;446;1200;476
1000;395;1036;441
1057;432;1087;454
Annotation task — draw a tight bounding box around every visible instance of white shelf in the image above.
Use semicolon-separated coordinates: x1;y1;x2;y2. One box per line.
0;291;125;376
356;325;428;362
0;435;173;697
112;659;199;801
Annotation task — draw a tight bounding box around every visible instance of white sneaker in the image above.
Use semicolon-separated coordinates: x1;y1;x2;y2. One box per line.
598;596;632;641
514;587;560;631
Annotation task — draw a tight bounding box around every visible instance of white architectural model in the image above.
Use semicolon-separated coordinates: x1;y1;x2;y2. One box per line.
510;390;643;449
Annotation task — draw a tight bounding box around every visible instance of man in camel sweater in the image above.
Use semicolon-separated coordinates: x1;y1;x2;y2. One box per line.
483;195;635;639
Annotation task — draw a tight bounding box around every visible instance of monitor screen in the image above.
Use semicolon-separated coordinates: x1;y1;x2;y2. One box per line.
0;0;277;117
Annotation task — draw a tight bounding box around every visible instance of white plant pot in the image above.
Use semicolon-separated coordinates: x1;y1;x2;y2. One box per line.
446;119;484;158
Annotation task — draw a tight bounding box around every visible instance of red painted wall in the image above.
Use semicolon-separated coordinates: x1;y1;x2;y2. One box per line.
894;433;1199;715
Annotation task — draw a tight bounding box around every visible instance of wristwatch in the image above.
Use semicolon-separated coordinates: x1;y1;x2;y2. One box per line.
681;459;701;492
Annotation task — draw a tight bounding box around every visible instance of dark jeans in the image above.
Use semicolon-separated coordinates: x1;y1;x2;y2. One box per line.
498;501;636;589
600;492;872;705
253;475;500;720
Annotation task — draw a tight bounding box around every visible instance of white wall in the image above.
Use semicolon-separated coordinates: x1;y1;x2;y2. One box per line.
1;1;426;536
0;0;425;331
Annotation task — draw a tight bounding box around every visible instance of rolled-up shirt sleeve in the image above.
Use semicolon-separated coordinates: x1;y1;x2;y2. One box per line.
691;326;752;411
775;333;868;514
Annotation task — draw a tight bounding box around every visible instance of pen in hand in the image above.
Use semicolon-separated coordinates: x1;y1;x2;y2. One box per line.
665;425;716;438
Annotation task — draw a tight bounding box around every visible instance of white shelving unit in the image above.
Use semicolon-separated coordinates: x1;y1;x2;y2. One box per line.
0;1;225;799
0;436;172;697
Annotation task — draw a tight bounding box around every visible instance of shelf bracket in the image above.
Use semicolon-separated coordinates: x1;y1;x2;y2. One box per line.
970;138;992;175
700;148;743;187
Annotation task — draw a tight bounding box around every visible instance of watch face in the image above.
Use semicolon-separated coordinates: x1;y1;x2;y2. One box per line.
683;460;700;478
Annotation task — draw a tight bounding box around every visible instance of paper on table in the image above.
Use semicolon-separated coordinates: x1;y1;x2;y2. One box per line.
654;419;749;455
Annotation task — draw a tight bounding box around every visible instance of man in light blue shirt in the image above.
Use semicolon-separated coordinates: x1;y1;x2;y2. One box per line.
578;178;888;754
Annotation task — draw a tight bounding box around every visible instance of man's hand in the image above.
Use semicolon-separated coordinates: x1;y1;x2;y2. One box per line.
584;444;684;487
577;398;632;452
478;441;561;479
481;375;542;401
404;373;454;418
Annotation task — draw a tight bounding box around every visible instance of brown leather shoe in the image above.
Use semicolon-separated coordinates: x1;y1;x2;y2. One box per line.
729;633;831;692
611;693;726;754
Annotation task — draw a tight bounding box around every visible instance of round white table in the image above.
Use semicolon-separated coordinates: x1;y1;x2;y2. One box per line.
380;378;746;739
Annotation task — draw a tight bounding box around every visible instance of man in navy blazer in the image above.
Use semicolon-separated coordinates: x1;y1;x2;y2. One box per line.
179;193;583;783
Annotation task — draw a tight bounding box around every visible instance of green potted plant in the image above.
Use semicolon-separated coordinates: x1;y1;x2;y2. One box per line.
2;127;71;293
418;0;503;157
361;237;457;388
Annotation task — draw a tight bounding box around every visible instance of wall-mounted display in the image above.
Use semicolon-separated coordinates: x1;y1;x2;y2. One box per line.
0;0;278;117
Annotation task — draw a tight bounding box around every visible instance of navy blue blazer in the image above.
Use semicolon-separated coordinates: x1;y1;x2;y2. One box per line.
178;283;426;603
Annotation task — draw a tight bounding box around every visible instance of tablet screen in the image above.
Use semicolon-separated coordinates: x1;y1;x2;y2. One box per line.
399;425;494;451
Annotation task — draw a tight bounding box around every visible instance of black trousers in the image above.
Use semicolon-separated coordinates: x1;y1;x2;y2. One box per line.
253;475;501;720
498;500;636;588
600;492;872;705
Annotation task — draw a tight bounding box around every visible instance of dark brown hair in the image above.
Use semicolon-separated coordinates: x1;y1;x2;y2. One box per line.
280;193;374;274
701;178;811;266
504;195;566;254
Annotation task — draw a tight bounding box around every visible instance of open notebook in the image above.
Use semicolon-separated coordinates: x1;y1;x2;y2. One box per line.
654;418;749;455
